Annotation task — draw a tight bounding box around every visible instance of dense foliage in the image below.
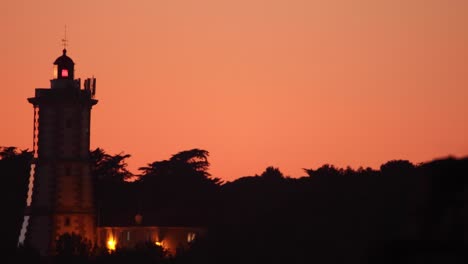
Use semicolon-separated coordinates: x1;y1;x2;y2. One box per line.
0;147;32;260
2;146;466;263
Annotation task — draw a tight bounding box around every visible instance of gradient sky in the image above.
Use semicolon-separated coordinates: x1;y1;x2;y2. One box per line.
1;0;467;181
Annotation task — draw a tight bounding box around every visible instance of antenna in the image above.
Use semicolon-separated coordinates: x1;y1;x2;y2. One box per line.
61;25;68;50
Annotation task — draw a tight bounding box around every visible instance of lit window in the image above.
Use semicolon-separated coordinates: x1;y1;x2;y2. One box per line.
62;69;68;77
127;231;130;241
107;237;116;252
155;241;165;248
187;232;196;243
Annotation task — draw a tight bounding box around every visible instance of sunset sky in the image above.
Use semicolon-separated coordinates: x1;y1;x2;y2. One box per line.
1;0;467;181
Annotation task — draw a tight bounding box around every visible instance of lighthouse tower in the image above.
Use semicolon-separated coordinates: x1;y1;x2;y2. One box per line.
24;49;98;255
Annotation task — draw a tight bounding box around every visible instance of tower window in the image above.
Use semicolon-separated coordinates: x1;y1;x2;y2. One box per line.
65;217;70;226
53;65;58;79
61;69;69;77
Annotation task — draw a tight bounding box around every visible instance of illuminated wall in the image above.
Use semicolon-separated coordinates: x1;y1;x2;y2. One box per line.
97;226;205;255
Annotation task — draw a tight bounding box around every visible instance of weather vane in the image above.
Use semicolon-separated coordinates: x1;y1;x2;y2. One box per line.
61;25;68;50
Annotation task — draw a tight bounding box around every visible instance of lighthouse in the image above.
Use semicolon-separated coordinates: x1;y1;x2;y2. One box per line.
22;48;98;255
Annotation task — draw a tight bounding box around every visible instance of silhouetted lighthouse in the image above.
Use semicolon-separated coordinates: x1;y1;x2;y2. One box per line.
21;48;98;255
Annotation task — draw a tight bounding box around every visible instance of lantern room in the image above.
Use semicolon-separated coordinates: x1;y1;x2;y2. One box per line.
53;49;74;79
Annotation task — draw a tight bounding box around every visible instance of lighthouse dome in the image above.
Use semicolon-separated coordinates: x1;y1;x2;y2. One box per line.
53;49;74;79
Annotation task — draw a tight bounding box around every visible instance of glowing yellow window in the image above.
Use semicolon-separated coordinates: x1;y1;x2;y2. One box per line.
107;237;116;252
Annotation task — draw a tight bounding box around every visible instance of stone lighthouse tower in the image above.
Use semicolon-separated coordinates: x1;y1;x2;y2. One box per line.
23;48;98;255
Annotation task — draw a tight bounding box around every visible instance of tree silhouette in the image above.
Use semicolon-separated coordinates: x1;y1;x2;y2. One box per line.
91;148;132;183
3;144;466;263
93;241;168;264
91;148;137;226
303;164;342;177
0;146;32;258
54;233;92;264
380;159;415;177
55;233;92;257
260;166;285;180
8;244;41;264
138;149;221;226
139;148;221;185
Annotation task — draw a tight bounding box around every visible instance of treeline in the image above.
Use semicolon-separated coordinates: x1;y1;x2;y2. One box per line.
1;146;466;263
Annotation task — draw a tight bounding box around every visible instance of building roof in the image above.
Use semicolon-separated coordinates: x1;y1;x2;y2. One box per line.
53;49;74;66
98;210;211;228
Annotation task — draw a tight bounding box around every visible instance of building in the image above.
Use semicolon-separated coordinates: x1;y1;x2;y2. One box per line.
21;48;204;256
22;48;98;256
96;215;205;255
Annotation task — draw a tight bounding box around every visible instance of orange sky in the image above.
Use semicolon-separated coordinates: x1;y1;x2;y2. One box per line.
1;0;468;181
